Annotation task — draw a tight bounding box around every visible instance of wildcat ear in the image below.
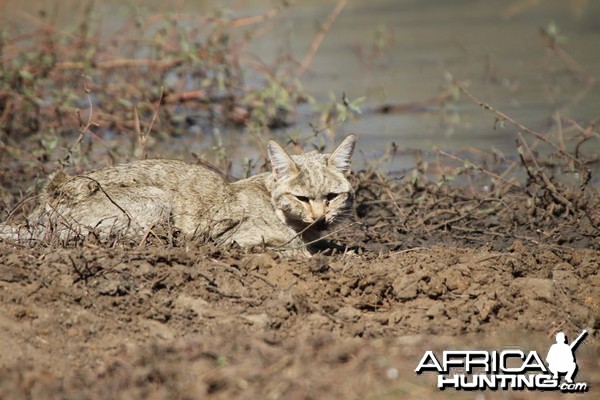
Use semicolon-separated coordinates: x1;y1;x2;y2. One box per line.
267;140;299;180
327;134;356;175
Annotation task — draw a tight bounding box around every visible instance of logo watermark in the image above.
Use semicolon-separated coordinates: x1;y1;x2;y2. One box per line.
415;329;589;393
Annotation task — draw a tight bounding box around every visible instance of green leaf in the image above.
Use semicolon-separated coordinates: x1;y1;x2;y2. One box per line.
19;69;34;81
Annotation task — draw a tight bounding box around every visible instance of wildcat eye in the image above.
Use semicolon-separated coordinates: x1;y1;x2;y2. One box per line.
294;195;310;203
326;193;339;201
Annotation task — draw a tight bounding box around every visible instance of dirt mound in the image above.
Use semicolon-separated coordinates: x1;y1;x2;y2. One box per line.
1;233;598;399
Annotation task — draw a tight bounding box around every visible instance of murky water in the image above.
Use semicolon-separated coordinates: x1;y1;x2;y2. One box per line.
2;0;599;176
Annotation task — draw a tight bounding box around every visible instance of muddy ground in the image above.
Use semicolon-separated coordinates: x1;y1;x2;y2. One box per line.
0;166;599;399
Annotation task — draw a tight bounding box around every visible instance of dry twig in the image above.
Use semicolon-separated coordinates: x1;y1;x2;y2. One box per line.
298;0;348;77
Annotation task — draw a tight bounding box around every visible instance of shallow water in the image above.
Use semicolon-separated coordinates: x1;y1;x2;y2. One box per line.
2;0;599;176
257;0;600;166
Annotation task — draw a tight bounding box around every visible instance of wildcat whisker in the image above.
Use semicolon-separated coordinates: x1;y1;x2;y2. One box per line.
276;215;326;248
274;221;358;252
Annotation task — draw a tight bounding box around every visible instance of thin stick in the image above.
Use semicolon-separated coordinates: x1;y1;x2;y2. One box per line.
517;133;574;211
433;147;525;192
390;247;427;256
77;176;133;230
230;8;280;28
458;85;583;168
552;44;595;84
375;170;404;216
554;111;565;152
70;81;94;152
274;221;358;252
139;86;164;160
55;59;181;70
3;194;42;223
298;0;348;77
276;216;330;249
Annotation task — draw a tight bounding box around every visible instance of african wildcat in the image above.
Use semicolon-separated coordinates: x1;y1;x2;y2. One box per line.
2;135;356;255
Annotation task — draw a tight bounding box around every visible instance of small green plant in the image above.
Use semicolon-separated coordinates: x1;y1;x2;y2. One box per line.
0;3;304;151
317;92;364;133
540;21;568;47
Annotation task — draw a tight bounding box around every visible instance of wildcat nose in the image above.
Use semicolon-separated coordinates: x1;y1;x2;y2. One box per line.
309;200;326;220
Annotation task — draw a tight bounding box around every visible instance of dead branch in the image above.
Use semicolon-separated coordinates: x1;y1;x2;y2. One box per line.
516;133;574;213
55;59;182;70
433;147;526;193
298;0;348;77
458;85;585;171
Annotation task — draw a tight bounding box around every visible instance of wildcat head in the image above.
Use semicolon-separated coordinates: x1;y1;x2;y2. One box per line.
267;135;356;233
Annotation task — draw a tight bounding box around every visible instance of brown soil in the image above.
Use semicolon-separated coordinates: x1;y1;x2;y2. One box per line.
1;168;599;399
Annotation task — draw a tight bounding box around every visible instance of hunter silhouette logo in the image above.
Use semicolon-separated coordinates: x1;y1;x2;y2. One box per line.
546;330;587;384
415;329;589;392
